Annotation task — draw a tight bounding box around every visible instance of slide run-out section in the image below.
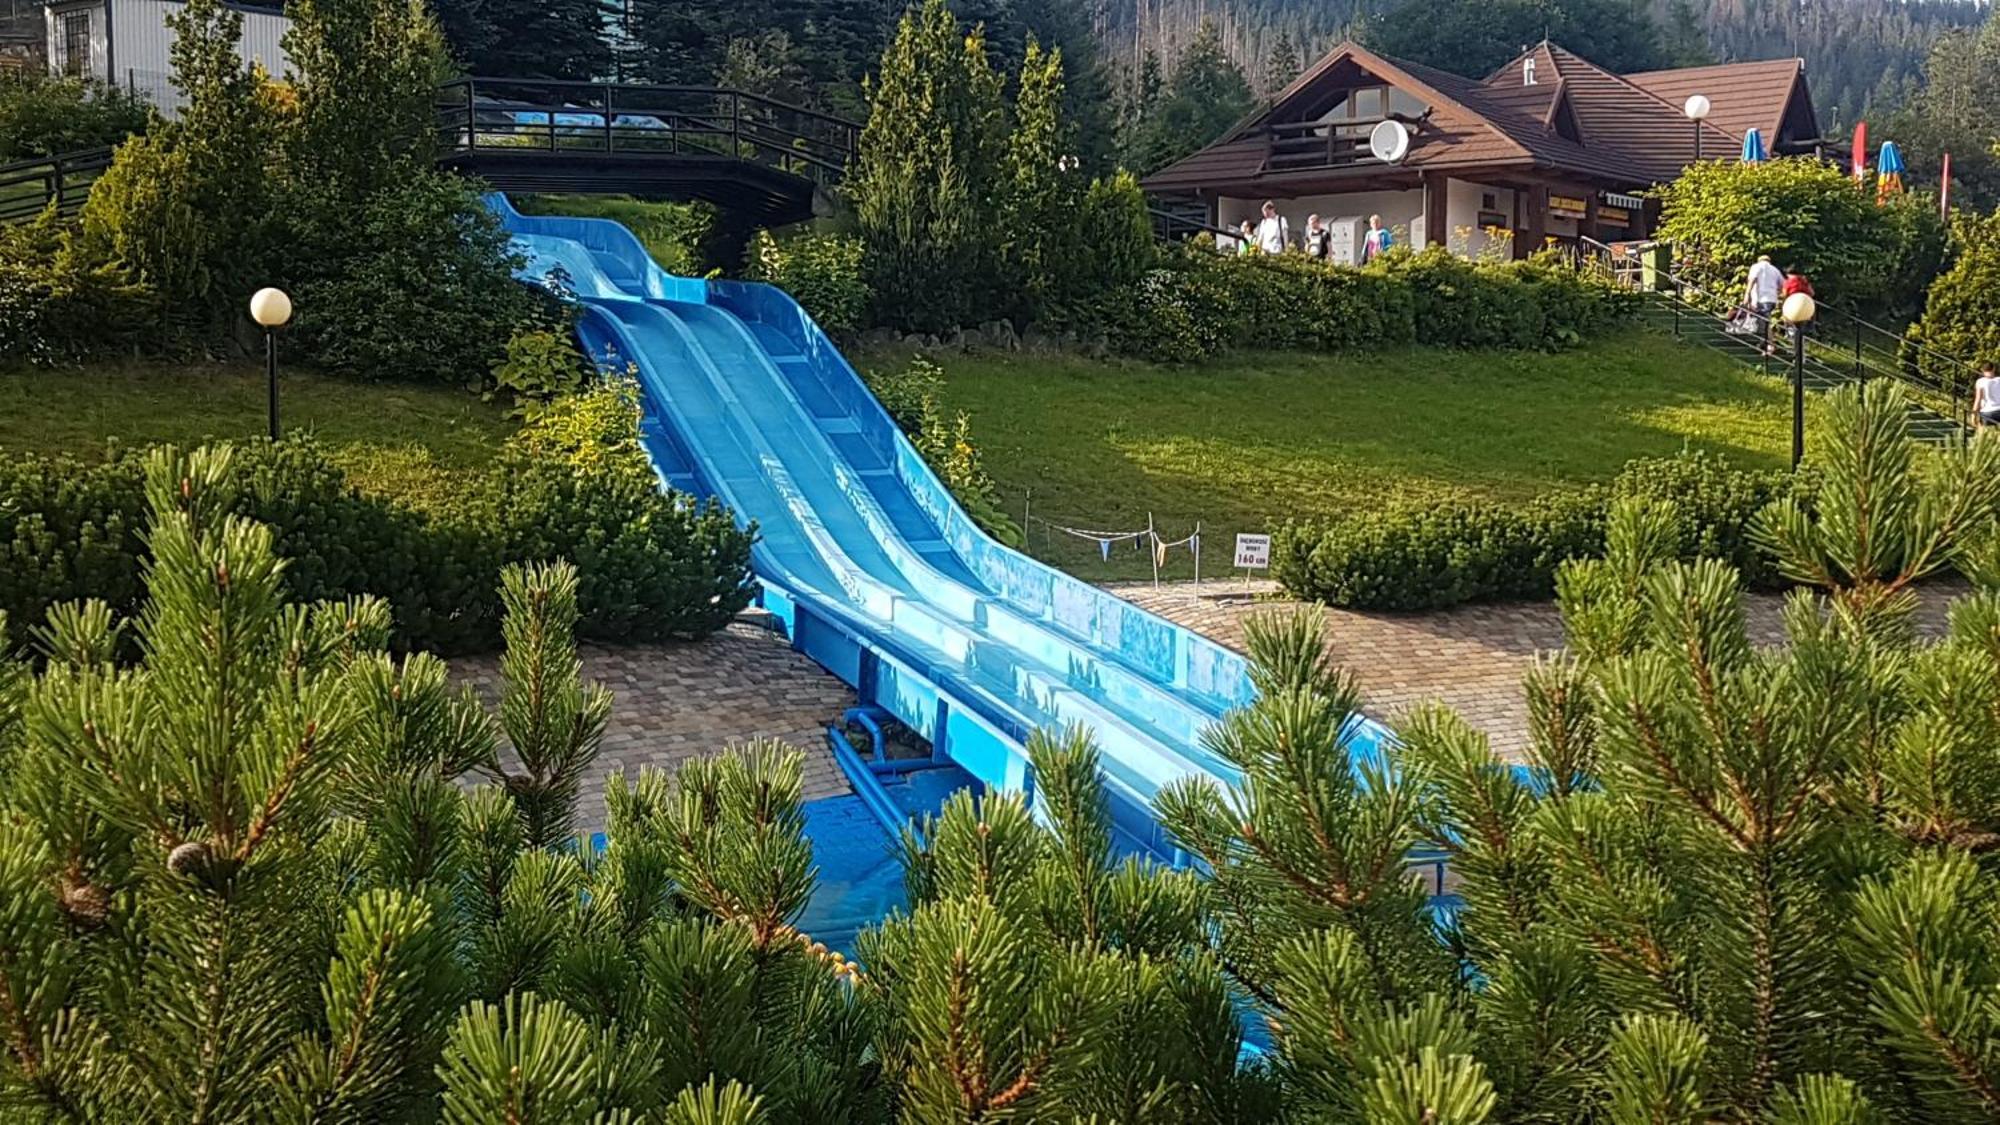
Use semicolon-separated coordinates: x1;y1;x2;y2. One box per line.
485;195;1394;874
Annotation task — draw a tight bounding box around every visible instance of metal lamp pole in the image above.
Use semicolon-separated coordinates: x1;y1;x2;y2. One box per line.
249;288;293;442
1782;292;1817;469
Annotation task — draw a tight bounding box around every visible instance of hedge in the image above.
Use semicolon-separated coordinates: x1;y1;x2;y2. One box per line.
1271;451;1814;612
0;415;757;656
1110;245;1638;363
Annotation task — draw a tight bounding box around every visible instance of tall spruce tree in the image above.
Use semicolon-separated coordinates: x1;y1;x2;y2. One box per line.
851;0;1006;333
1120;19;1254;174
432;0;610;80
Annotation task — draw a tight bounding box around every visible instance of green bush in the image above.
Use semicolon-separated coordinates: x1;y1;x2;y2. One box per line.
0;72;150;160
490;326;592;415
0;214;157;365
288;170;532;384
745;229;870;336
0;396;756;655
1111;244;1629;364
862;356;1022;545
1272;450;1806;611
1912;210;2000;397
516;194;715;275
1655;157;1947;319
1272;489;1605;611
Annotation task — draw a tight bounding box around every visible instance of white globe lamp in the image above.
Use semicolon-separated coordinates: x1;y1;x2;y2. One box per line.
249;287;293;328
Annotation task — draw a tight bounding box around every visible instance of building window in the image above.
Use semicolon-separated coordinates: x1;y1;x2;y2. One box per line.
61;11;91;77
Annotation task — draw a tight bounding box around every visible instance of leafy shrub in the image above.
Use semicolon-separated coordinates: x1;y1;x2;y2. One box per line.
0;396;756;654
288;170;532;384
0;214;157;365
0;72;150;160
745;230;870;336
1111;244;1628;363
490;326;592;415
515;194;716;275
1656;156;1947;319
862;356;1022;546
1609;449;1814;588
1272;450;1807;611
1912;210;2000;397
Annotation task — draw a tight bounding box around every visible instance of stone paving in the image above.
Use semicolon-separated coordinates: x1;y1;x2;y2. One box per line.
452;621;856;834
1109;577;1964;762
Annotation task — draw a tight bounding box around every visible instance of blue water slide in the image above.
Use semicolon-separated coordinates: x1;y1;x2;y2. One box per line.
484;194;1396;857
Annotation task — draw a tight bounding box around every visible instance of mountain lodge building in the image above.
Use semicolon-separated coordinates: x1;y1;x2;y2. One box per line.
1142;40;1820;260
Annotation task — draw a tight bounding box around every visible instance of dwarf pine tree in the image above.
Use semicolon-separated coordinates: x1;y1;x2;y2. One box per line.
0;444;864;1122
1398;381;2000;1122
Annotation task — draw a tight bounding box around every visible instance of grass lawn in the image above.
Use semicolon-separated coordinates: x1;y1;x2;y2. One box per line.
0;362;516;513
891;333;1800;582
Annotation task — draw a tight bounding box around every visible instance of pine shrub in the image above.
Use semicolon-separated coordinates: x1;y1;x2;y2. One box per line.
0;397;754;655
1272;450;1805;611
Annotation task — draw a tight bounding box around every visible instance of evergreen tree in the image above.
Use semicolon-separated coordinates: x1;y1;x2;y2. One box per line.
432;0;610;81
283;0;451;202
1264;28;1302;96
1000;38;1082;322
851;0;1006;333
1121;19;1254;174
77;0;276;326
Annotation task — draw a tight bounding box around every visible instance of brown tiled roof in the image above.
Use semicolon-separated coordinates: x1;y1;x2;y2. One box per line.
1622;58;1811;150
1143;39;1811;196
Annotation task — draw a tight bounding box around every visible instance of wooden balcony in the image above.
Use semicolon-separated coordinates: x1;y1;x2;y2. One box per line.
1261;118;1389;173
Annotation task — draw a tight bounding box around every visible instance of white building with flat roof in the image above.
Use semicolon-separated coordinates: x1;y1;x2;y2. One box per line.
45;0;290;114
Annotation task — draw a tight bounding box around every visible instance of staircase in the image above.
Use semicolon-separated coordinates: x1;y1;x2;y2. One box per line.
1579;240;1972;444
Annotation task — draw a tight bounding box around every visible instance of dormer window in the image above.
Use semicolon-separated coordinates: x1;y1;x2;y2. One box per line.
1524;58;1537;86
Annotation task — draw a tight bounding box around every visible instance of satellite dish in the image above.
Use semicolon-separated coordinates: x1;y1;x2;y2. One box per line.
1369;119;1411;164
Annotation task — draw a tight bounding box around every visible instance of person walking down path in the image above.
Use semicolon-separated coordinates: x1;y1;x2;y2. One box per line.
1746;253;1784;354
1256;201;1290;254
1975;362;2000;428
1362;214;1392;262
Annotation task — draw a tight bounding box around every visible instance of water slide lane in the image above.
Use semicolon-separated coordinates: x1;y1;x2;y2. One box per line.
486;195;1397;856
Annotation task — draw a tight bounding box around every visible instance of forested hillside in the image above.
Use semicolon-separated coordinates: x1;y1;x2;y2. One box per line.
1096;0;1990;126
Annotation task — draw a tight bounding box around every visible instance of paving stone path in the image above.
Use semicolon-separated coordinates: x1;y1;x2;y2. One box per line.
452;621;856;834
1109;578;1964;762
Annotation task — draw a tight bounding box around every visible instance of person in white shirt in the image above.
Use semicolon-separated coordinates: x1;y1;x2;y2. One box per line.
1745;254;1784;352
1255;200;1290;254
1975;362;2000;427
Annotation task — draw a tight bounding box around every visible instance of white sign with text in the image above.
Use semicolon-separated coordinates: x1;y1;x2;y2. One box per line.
1233;533;1271;570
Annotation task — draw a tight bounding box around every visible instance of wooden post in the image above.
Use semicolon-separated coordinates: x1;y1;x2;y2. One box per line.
1515;184;1548;259
1584;190;1601;243
1422;172;1449;252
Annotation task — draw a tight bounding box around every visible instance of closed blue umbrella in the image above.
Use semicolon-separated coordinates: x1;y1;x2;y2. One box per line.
1741;127;1767;163
1878;140;1905;200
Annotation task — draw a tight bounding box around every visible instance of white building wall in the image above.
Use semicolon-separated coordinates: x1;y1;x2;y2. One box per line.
49;0;291;117
1219;177;1525;259
1218;189;1425;255
1443;178;1517;259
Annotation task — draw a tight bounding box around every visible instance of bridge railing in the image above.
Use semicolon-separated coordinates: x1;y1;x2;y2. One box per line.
436;78;859;187
0;147;114;223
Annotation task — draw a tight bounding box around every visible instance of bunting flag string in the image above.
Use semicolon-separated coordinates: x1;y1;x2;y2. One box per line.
1026;511;1203;588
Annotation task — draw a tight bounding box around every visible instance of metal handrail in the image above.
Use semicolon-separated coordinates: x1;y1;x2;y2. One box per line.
433;77;859;186
0;146;114;223
1578;236;1978;427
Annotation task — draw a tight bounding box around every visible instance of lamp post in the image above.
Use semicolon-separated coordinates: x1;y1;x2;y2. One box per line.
249;288;292;442
1684;94;1711;164
1782;291;1817;469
